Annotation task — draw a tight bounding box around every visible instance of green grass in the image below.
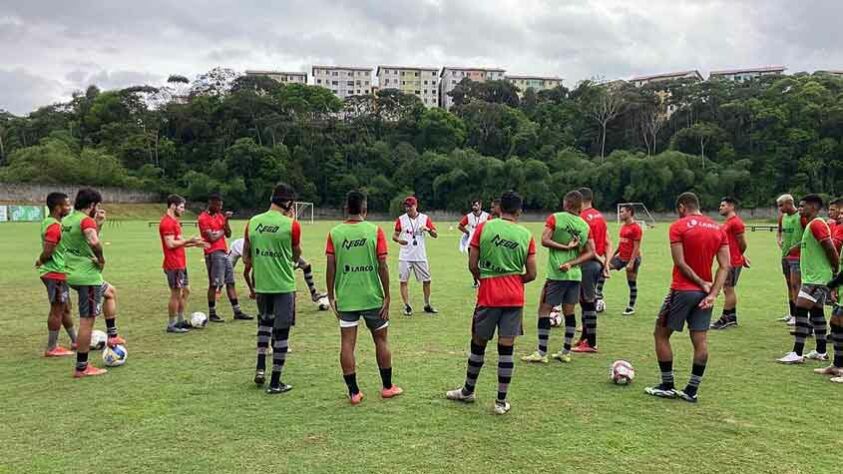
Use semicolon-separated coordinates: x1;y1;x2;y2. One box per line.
0;219;839;473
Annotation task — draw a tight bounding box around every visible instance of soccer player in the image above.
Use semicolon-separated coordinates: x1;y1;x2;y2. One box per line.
711;197;750;329
243;183;302;394
159;195;206;333
818;198;843;381
607;203;643;315
458;199;490;287
777;194;804;325
326;190;402;405
777;195;839;364
575;187;611;351
447;190;537;415
36;192;75;356
393;196;438;316
522;190;593;364
61;188;125;377
491;199;501;219
645;192;729;403
198;193;252;323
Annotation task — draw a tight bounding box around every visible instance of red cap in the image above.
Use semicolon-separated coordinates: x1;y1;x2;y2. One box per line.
404;196;418;206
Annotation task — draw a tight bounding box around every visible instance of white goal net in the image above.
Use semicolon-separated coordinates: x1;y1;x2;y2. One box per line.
617;202;656;228
294;201;314;224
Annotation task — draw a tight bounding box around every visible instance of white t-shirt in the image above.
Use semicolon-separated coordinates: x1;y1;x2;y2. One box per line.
459;211;490;253
227;238;245;267
394;213;436;262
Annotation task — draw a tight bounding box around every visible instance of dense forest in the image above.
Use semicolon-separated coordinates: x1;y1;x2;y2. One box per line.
1;68;842;212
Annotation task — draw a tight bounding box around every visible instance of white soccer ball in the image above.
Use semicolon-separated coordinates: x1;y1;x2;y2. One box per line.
90;330;107;350
190;312;208;328
549;306;562;327
596;299;606;313
610;359;635;385
102;344;127;367
317;296;330;311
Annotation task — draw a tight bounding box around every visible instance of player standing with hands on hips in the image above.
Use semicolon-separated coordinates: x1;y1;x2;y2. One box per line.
393;196;438;316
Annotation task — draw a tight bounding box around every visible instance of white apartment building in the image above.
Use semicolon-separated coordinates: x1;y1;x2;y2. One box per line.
376;66;439;107
505;75;563;96
245;70;307;84
311;66;373;99
630;70;703;87
709;66;786;82
438;66;506;109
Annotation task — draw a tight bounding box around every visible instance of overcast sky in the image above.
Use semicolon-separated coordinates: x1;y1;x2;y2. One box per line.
1;0;842;115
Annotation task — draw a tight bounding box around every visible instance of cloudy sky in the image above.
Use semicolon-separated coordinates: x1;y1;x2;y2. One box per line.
1;0;842;114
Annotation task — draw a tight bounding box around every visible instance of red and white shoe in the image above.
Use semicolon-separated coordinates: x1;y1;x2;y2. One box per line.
380;385;404;399
107;335;126;347
571;341;598;353
349;392;364;405
70;342;78;351
73;365;107;378
44;346;74;357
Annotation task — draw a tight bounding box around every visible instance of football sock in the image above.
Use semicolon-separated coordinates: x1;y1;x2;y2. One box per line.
64;326;77;344
831;323;843;368
208;300;217;317
789;300;796;318
536;317;551;356
628;280;638;308
168;315;176;326
496;344;514;404
75;351;89;371
684;363;707;397
596;276;605;300
582;301;597;347
462;341;486;395
256;318;272;371
379;367;393;389
47;330;59;350
302;263;318;298
177;313;184;324
563;314;576;351
269;327;289;386
343;373;360;396
793;306;810;355
810;307;827;354
658;360;674;389
105;317;118;337
230;298;241;314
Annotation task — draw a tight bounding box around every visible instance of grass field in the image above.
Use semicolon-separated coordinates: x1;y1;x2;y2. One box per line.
1;218;839;473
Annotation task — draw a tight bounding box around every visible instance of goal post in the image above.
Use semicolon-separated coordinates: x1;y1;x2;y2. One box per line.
294;201;314;224
617;202;656;228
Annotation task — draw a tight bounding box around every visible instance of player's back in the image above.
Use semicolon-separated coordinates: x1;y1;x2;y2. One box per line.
669;215;726;291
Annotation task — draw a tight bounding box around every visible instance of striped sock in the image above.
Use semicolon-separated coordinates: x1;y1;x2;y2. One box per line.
463;341;486;395
658;359;674;389
810;307;827;354
64;325;77;344
582;302;597;347
75;351;89;372
684;362;707;397
256;317;273;371
595;276;605;300
208;300;217;317
793;307;810;355
496;344;514;404
831;323;843;368
563;314;576;351
269;327;289;386
302;263;318;298
230;298;241;314
628;280;638;308
105;317;118;337
788;300;796;318
537;317;551;356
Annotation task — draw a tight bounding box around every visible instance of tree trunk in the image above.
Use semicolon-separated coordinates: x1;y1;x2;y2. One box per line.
600;123;607;160
700;137;706;169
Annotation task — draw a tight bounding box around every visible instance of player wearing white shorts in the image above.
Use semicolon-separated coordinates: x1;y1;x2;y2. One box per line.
393;196;438;316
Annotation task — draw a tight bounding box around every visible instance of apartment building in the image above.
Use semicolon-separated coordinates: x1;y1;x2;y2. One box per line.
376;66;439;107
709;66;786;81
311;66;373;99
245;70;307;84
817;70;843;77
505;75;563;95
439;66;506;109
630;70;703;87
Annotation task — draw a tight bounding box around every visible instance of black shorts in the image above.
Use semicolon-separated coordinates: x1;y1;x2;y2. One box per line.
725;267;742;288
339;308;388;331
256;292;296;329
41;277;69;305
542;280;580;307
610;255;641;273
205;251;235;288
580;260;602;302
70;282;107;318
657;290;711;332
472;306;523;340
798;284;829;306
164;269;189;289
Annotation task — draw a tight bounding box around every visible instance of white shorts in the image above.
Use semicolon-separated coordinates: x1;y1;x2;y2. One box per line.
399;260;431;283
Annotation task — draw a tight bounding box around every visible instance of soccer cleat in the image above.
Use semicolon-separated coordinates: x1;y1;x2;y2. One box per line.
266;383;293;394
472;281;480;289
107;335;126;347
676;390;698;403
644;384;677;399
710;317;737;330
778;314;793;322
571;342;598;353
805;350;829;361
209;314;225;323
521;351;549;363
789;330;813;337
381;385;404;399
73;365;107;378
403;304;413;316
445;388;475;403
595;299;606;313
493;401;511;415
311;292;328;303
44;346;74;357
776;352;805;364
254;370;266;386
551;350;572;363
70;342;78;351
175;320;193;329
349;391;364;405
166;325;189;333
813;365;843;376
233;312;254;321
830;375;843;384
622;307;636;316
785;316;796;326
424;305;438;314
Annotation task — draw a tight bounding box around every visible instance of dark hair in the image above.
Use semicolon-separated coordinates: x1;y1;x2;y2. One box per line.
271;183;297;209
499;190;523;214
74;188;102;211
578;187;594;202
619;203;635;215
675;192;699;211
563;190;583;212
208;192;222;202
167;194;186;207
346;190;367;215
830;198;843;208
491;198;501;206
801;194;824;209
721;196;739;207
471;198;482;206
46;192;68;212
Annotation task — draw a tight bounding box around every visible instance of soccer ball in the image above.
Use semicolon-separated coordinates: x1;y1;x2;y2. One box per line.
90;330;107;350
549;306;562;327
595;299;606;313
102;344;127;367
190;312;208;328
610;360;635;385
316;296;330;311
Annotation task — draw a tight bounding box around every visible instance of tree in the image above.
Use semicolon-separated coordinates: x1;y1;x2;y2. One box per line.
671;122;726;168
577;81;626;159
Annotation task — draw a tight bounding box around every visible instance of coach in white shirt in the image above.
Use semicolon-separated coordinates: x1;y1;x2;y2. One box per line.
393;196;438;316
458;199;490;288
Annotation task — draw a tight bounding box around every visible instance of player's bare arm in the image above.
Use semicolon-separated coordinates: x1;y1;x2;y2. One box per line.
670;242;710;292
326;254;338;317
522;253;537;284
630;239;642;262
36;239;57;267
468;245;481;281
377;255;390;321
223;211;233;238
424;224;438;239
292;241;302;266
392;229;408;245
560;240;595;272
736;232;751;267
541;227;579;251
84;227;105;269
820;237;840;274
458;222;469;235
701;245;731;309
243;262;254;298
